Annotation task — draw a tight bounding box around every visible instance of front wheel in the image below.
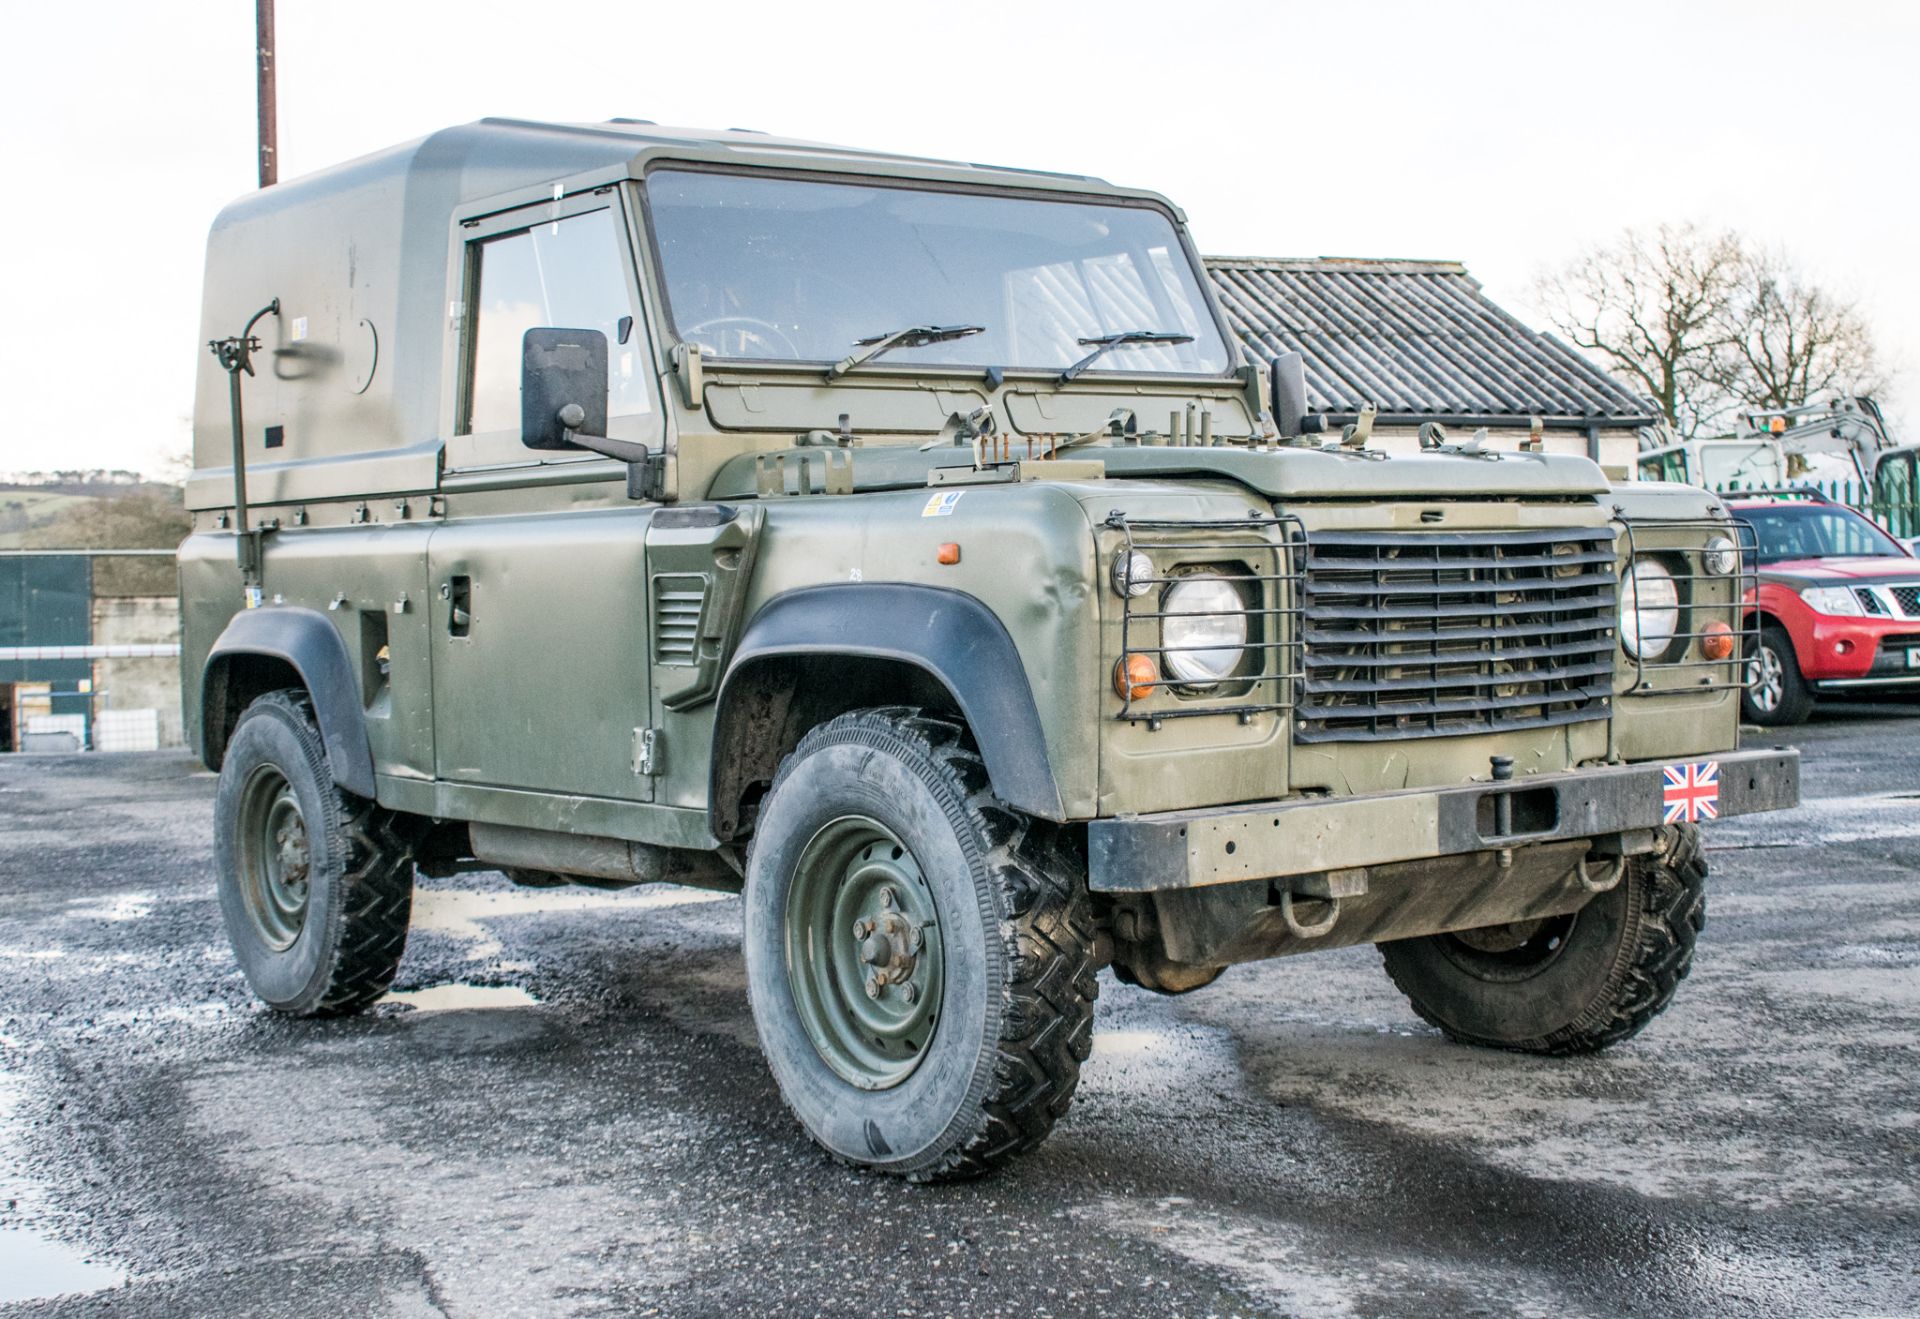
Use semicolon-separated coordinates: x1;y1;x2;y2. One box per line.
1743;624;1814;726
1379;826;1707;1055
213;690;417;1016
743;708;1097;1181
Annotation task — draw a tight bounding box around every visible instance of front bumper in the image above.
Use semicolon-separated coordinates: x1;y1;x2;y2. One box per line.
1798;611;1920;682
1088;746;1800;893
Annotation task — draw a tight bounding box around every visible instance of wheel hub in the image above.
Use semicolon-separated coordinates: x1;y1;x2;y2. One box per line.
237;766;313;952
1750;644;1784;711
786;817;944;1090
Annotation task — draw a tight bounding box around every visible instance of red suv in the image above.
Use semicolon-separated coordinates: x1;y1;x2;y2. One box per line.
1729;492;1920;724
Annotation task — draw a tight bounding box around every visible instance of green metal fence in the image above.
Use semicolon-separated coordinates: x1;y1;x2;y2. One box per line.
1716;479;1920;542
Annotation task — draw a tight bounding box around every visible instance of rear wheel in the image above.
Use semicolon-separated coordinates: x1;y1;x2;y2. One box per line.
1743;623;1813;726
213;690;417;1016
1379;826;1707;1055
743;708;1097;1181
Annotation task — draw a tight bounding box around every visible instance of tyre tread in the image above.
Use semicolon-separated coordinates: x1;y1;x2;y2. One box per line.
1381;825;1707;1057
230;689;417;1018
765;706;1097;1182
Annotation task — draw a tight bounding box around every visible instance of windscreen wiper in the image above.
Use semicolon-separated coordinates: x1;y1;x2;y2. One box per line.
1058;329;1194;384
827;324;985;380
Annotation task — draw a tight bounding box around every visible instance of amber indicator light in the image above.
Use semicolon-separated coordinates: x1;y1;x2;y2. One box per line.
1114;653;1157;700
1700;620;1735;661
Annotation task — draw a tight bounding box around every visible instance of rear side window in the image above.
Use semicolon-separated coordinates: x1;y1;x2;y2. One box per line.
463;208;651;435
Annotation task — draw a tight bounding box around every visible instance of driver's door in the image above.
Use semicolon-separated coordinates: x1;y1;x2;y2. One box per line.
428;192;664;802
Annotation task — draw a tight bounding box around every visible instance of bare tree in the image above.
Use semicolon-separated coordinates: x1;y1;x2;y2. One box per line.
1712;248;1881;415
1538;226;1885;438
1536;224;1744;437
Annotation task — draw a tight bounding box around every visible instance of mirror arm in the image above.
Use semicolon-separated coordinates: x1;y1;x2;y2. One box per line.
565;429;651;466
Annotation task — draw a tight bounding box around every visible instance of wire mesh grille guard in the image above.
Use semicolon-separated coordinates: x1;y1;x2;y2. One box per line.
1297;528;1618;743
1613;516;1759;695
1107;511;1306;727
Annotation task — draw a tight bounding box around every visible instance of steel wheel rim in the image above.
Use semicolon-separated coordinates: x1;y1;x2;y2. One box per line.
784;815;944;1090
236;764;311;952
1440;910;1579;982
1749;643;1784;712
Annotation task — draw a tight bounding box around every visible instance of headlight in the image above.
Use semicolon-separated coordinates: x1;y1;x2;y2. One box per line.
1111;549;1155;598
1620;558;1680;659
1161;577;1248;686
1704;536;1739;576
1800;585;1863;616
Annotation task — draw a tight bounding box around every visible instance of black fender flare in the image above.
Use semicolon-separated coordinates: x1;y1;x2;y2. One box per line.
713;583;1064;825
203;606;377;799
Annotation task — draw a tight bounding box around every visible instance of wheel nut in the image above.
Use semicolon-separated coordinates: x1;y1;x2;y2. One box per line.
853;918;872;939
864;976;882;999
879;887;896;909
900;982;918;1005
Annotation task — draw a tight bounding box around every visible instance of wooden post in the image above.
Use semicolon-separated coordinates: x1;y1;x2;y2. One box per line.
256;0;277;188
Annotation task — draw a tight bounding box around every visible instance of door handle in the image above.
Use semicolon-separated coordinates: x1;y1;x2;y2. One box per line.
444;576;472;637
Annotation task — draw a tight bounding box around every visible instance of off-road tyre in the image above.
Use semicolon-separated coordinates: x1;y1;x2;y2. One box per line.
1379;825;1707;1055
213;689;417;1017
743;707;1097;1181
1743;623;1814;726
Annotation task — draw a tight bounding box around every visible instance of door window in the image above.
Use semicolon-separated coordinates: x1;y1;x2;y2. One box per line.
463;207;652;437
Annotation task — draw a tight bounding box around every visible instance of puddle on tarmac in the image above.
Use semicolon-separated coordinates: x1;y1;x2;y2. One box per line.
1093;1029;1165;1058
0;1227;125;1305
67;892;156;922
382;983;541;1013
410;884;730;959
0;1071;122;1304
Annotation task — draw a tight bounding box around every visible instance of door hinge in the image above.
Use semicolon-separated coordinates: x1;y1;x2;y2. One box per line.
632;727;660;776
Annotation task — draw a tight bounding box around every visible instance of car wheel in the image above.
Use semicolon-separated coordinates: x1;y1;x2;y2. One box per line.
213;689;419;1016
743;707;1097;1181
1379;826;1707;1055
1742;623;1814;726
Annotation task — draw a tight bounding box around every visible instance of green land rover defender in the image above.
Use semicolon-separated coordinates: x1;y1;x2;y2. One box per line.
182;118;1799;1180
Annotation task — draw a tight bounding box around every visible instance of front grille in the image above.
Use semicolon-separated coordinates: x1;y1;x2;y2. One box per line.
1891;585;1920;617
1297;529;1617;743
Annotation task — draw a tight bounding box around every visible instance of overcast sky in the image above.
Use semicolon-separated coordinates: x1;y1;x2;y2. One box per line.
1;0;1913;478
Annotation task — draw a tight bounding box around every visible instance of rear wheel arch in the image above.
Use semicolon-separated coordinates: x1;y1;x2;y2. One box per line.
202;608;376;799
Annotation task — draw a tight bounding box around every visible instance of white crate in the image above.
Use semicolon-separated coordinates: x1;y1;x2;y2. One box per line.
24;714;88;748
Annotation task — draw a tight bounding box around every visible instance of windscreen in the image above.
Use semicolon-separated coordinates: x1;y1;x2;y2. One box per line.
646;168;1232;377
1734;504;1908;563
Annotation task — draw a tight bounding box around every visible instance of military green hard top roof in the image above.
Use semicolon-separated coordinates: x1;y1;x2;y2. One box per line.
211;116;1158;232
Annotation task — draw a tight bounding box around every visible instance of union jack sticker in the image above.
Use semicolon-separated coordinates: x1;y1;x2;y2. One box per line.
1662;761;1720;824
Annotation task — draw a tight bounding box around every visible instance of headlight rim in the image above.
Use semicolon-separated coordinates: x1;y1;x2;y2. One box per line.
1620;555;1683;661
1703;535;1739;576
1159;573;1251;689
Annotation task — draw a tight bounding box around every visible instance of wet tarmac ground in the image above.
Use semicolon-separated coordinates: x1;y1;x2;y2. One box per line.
2;705;1917;1317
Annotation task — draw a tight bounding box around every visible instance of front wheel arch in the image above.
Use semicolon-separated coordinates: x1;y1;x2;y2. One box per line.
710;584;1067;839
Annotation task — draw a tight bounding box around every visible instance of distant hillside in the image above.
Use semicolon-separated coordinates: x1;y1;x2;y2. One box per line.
0;469;176;500
0;477;189;594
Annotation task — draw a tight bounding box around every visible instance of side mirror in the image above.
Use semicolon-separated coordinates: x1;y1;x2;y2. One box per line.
1268;351;1325;439
522;327;609;450
519;327;654;497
